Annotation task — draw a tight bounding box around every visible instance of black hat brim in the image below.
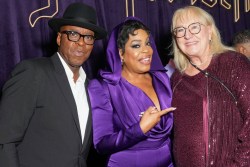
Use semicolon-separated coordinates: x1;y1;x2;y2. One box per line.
49;18;107;39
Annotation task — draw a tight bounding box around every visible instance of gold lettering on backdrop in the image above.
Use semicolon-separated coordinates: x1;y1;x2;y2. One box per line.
170;0;248;22
126;0;128;17
246;0;250;12
29;0;58;27
235;0;240;22
147;0;250;22
191;0;198;5
125;0;135;17
221;0;231;9
233;0;250;22
202;0;217;7
197;0;249;22
132;0;135;16
27;0;250;26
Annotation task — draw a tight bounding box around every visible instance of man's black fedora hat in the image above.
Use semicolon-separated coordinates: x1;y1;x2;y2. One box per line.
48;2;107;39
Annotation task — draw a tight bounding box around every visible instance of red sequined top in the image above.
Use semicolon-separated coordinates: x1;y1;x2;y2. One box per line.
171;51;250;167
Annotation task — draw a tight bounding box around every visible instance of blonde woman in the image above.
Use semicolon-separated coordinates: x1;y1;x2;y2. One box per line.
171;6;250;166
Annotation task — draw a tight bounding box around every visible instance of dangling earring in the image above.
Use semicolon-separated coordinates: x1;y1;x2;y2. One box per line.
121;58;124;65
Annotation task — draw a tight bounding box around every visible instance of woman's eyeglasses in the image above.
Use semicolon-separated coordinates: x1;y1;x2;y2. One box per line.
173;22;204;38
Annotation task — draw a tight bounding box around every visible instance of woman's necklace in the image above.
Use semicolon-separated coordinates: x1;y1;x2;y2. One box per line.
189;60;206;66
189;55;212;67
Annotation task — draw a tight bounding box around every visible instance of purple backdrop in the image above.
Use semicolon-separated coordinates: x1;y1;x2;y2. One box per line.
0;0;249;166
0;0;249;89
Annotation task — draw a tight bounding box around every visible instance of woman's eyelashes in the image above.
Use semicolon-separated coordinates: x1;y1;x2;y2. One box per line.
131;43;141;48
146;41;151;46
130;41;151;49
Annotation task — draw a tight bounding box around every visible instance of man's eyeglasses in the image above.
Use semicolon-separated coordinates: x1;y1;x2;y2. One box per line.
60;31;95;45
173;22;204;38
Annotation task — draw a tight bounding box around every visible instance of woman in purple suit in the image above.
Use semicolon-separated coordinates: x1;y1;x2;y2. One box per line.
88;17;175;167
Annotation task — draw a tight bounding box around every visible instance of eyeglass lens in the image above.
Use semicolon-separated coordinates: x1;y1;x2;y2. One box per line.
173;22;202;38
61;31;95;45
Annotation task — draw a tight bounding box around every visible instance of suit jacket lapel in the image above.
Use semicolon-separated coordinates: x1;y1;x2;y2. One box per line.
81;79;93;154
51;54;82;139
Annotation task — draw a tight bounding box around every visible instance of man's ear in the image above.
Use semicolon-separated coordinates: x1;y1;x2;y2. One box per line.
239;46;246;55
57;33;61;46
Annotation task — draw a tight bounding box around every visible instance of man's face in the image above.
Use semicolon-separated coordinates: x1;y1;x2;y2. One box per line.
57;25;95;70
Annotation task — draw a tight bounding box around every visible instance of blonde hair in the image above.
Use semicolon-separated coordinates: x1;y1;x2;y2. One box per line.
171;6;234;72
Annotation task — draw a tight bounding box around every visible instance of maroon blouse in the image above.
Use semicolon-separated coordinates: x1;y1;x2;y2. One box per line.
171;51;250;167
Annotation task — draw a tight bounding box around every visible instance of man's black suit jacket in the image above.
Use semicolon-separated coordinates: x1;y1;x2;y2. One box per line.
0;54;92;167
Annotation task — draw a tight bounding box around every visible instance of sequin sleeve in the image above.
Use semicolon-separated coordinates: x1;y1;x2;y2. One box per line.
232;53;250;166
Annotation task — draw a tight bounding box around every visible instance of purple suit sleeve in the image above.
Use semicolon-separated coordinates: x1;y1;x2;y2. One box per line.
88;79;148;155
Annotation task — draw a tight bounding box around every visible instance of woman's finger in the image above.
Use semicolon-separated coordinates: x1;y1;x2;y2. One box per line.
159;107;176;116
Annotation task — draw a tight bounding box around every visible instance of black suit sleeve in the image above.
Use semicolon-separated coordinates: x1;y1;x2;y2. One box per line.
0;60;41;167
0;144;19;167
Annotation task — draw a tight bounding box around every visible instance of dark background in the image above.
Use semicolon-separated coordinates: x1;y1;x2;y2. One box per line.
0;0;249;88
0;0;249;166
